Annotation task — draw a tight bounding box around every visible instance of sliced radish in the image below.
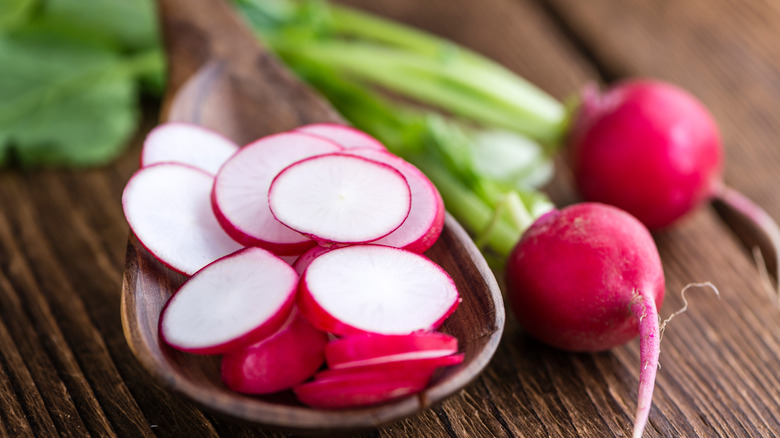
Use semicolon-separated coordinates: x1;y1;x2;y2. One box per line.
295;123;387;151
293;372;430;409
160;247;297;355
122;163;243;275
221;309;328;394
298;245;460;336
325;332;458;368
292;245;332;276
141;122;239;175
212;132;342;255
268;154;412;244
317;354;465;378
344;148;445;253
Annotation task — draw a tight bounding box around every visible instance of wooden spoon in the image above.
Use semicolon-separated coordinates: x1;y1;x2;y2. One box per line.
120;0;504;433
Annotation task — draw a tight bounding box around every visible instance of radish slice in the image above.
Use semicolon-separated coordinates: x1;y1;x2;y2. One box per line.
325;332;458;368
298;245;460;336
344;148;445;253
295;123;387;151
212;132;342;255
160;247;297;355
293;372;430;409
122;163;243;275
141;122;239;175
292;245;332;276
221;309;328;394
318;353;465;377
268;154;412;244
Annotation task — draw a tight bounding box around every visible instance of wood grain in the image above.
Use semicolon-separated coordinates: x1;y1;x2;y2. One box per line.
2;0;780;436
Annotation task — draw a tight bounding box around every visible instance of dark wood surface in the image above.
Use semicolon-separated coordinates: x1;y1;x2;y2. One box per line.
2;0;780;437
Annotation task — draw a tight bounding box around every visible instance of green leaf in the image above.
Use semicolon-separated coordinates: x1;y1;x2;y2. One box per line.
0;35;139;167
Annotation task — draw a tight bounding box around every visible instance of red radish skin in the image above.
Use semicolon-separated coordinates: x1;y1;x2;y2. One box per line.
325;333;458;368
141;122;239;175
317;353;464;377
344;148;445;253
569;80;723;229
505;203;664;438
297;245;460;336
293;372;430;409
295;123;387;151
221;310;328;394
122;163;243;276
159;247;298;355
292;245;332;276
268;154;412;245
212;132;342;255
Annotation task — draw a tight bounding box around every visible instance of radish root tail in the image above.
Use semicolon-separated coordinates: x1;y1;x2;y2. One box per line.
659;281;721;339
752;246;779;306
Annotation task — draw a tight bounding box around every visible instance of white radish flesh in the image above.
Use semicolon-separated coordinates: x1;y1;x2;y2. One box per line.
212;132;342;254
220;309;328;394
292;246;332;276
295;123;387;151
325;332;458;368
160;247;297;355
268;154;412;244
298;245;460;336
122;163;243;275
344;148;445;253
141;122;239;175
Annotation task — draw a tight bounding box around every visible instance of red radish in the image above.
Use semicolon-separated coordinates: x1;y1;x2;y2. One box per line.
141;122;239;175
292;245;332;276
295;123;387;151
160;247;297;355
122;163;243;275
569;80;723;229
298;245;460;336
344;148;445;253
505;202;664;438
293;371;430;409
221;309;328;394
317;353;464;377
212;132;342;254
325;332;458;369
268;154;412;245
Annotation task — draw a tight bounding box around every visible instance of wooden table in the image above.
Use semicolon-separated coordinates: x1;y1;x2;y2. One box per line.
2;0;779;436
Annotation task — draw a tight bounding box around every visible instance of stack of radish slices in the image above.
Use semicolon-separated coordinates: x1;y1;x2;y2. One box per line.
123;122;463;408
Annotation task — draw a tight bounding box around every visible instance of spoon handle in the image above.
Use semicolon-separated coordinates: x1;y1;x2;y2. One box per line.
155;0;340;139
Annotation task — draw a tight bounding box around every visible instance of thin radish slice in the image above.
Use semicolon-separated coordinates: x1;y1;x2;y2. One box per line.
293;372;430;409
298;245;460;336
269;154;412;244
122;163;243;275
292;245;332;276
212;132;342;255
221;309;328;394
344;148;445;253
318;354;465;377
295;123;387;151
325;332;458;368
160;247;297;355
141;122;239;175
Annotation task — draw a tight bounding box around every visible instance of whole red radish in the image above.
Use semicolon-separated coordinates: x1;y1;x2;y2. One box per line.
505;202;664;438
569;79;722;229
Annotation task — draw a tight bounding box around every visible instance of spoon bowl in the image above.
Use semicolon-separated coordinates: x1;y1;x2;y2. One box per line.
120;0;504;433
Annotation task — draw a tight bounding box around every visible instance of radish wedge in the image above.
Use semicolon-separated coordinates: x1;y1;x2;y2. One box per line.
212;132;342;254
344;148;445;253
293;372;430;409
221;310;328;394
141;122;239;175
160;247;297;355
122;163;243;275
325;332;458;368
298;245;460;336
318;353;465;377
268;154;412;244
295;123;387;151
